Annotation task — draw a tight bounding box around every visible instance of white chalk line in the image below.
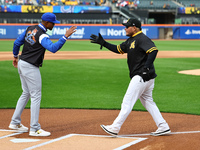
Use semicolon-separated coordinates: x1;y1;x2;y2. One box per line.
0;129;200;150
0;129;24;139
119;130;200;137
23;134;74;150
23;134;147;150
113;137;147;150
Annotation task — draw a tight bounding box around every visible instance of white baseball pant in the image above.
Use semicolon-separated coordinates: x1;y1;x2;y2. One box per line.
10;59;41;132
111;75;168;132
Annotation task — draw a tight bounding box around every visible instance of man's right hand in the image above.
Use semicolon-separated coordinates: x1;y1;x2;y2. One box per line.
65;26;77;38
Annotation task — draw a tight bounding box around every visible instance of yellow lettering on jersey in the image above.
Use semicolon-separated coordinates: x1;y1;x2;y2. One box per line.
130;41;135;49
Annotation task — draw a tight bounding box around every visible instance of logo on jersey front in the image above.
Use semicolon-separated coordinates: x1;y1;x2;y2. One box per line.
130;41;135;49
25;28;38;45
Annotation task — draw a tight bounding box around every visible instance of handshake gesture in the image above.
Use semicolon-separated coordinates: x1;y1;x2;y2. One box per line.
90;33;105;49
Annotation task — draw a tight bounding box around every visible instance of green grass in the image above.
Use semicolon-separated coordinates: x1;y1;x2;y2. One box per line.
0;40;200;52
1;58;200;115
1;39;200;115
153;40;200;51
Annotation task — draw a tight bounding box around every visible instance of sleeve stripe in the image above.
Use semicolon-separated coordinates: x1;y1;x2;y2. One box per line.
117;45;124;54
146;47;158;53
39;34;49;44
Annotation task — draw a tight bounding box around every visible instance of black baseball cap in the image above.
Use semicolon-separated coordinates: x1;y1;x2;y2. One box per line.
122;18;141;30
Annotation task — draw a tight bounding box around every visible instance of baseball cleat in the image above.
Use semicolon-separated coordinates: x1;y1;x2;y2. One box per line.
9;123;28;132
29;129;51;137
100;125;118;136
150;128;171;136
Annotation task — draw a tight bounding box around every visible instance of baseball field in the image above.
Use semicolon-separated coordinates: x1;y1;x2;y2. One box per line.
0;39;200;149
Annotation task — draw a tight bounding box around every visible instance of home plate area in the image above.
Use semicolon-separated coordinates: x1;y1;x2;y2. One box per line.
0;130;147;150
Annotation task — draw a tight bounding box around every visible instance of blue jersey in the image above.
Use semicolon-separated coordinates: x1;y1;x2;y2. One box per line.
13;23;67;67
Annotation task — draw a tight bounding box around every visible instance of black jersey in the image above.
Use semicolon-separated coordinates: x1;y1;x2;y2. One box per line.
117;31;157;79
20;25;46;67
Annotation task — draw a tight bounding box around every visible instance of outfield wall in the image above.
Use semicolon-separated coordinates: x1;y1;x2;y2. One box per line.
0;24;200;39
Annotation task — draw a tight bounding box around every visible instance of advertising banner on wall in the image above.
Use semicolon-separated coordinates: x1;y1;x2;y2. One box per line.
53;6;112;13
180;26;200;39
0;5;111;13
0;5;21;12
178;7;200;14
21;5;53;13
0;24;199;39
0;25;159;39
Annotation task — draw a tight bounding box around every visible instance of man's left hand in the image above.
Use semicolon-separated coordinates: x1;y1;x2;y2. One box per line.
13;57;18;68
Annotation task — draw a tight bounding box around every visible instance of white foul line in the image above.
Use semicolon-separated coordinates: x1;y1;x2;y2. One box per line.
170;131;200;135
23;134;147;150
119;130;200;137
1;129;200;150
23;134;75;150
0;129;23;139
113;138;147;150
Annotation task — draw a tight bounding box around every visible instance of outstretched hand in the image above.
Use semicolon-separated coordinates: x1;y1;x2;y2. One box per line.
65;26;77;38
90;33;105;49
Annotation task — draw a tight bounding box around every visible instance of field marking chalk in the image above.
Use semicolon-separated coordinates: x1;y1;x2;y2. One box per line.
10;138;41;143
0;129;23;139
24;134;147;150
23;134;74;150
119;130;200;137
113;138;147;150
0;129;19;132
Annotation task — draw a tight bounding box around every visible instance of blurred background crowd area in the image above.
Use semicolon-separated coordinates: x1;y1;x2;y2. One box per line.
0;0;200;24
1;0;199;8
1;0;106;6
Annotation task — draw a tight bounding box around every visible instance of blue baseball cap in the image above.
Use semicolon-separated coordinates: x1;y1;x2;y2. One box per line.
41;12;60;24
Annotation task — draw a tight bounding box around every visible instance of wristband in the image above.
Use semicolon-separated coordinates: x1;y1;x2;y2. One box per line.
14;55;18;58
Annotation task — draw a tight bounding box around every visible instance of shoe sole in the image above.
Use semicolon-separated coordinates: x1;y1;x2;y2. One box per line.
9;125;28;132
29;133;51;137
100;125;118;136
150;129;171;136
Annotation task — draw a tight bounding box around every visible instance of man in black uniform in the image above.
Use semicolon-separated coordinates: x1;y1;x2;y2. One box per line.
90;18;171;136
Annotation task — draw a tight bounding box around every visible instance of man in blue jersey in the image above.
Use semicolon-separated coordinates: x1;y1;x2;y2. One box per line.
9;12;77;136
